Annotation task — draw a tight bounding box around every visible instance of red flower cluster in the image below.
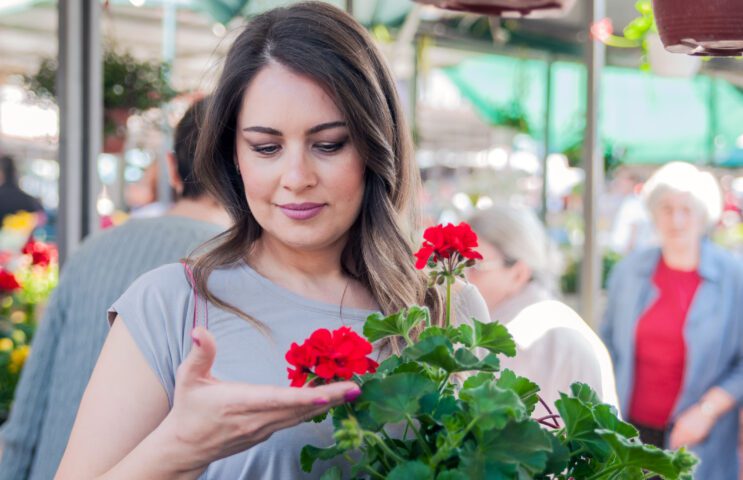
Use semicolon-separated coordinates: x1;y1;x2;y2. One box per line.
414;222;483;270
0;268;21;293
286;326;378;387
22;239;57;267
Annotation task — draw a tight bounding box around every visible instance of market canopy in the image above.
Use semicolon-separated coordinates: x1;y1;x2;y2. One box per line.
444;54;743;166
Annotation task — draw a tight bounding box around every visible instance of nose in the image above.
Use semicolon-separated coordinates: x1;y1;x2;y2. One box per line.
280;147;318;192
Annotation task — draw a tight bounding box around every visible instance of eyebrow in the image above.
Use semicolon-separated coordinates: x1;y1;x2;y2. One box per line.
242;121;347;136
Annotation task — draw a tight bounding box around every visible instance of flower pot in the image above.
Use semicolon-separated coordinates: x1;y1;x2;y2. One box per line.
652;0;743;56
647;33;701;78
414;0;574;17
103;108;131;154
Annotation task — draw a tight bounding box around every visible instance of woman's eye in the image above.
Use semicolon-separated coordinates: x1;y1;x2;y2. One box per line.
252;144;281;155
315;141;346;154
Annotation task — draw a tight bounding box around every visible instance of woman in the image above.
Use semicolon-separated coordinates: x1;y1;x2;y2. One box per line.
468;205;619;414
56;3;488;478
601;162;743;479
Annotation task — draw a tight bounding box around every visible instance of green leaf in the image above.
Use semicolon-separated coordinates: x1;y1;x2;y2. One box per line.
496;369;540;415
554;395;611;461
542;433;570;476
592;404;639;439
387;461;433;480
460;420;553;477
471;319;516;357
420;391;460;422
319;466;343;480
462;372;494;390
363;306;429;343
570;382;601;406
404;336;500;373
436;469;470;480
361;373;437;424
460;382;526;431
300;445;343;473
376;355;402;374
596;429;698;479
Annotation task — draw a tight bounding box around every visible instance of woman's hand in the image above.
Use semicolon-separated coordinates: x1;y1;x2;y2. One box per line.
669;404;715;449
159;326;361;473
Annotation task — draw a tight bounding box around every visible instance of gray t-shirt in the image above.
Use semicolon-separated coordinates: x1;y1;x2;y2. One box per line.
109;262;489;479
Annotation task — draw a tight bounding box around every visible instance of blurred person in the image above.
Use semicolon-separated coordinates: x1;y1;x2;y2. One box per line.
55;4;488;478
0;98;237;479
0;154;43;224
601;162;743;479
609;168;656;255
468;205;619;417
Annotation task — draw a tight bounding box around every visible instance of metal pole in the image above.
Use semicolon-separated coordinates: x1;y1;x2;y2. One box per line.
57;0;101;265
540;57;553;223
707;77;718;165
580;0;605;327
158;0;176;206
345;0;353;16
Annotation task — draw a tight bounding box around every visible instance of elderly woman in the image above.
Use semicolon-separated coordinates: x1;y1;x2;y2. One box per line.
601;162;743;479
468;205;619;415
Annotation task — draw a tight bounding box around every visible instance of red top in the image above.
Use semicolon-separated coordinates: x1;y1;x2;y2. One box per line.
629;257;701;428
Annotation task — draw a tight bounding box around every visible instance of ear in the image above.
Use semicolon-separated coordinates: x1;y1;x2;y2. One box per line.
166;152;184;196
509;261;532;292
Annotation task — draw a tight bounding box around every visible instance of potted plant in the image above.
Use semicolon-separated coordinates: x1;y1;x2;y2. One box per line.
652;0;743;57
414;0;575;17
25;47;177;154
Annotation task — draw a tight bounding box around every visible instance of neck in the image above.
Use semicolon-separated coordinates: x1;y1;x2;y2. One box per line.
248;235;372;308
661;241;701;271
166;196;231;228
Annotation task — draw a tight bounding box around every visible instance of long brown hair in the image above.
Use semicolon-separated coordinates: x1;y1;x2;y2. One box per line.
191;1;443;336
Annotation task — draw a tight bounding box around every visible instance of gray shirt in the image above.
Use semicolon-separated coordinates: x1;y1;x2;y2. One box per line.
109;262;489;479
0;216;223;480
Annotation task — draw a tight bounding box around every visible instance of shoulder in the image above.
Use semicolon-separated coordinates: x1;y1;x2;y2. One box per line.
452;280;490;324
607;246;660;287
113;263;192;313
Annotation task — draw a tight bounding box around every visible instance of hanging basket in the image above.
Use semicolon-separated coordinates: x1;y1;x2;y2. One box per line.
414;0;574;17
652;0;743;56
103;108;131;154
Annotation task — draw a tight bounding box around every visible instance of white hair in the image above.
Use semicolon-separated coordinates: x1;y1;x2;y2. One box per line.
641;162;722;228
469;205;563;291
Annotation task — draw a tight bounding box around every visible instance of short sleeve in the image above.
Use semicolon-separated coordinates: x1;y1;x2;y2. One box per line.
107;263;193;407
453;282;491;325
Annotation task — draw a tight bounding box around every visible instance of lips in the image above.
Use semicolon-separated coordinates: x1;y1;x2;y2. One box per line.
278;202;326;220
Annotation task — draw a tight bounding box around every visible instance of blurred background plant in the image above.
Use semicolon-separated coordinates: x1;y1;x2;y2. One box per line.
0;211;58;422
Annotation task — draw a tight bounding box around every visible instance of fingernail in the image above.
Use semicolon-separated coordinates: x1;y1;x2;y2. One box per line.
191;330;201;347
344;388;362;402
313;397;329;405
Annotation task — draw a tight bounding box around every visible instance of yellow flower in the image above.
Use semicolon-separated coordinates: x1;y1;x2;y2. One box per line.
9;345;30;374
11;329;26;344
2;211;36;232
10;310;26;324
0;338;13;352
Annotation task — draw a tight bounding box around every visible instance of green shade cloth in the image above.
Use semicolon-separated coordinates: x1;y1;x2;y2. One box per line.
444;54;743;166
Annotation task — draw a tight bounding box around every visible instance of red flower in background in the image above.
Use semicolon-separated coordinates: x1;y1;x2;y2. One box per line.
0;268;21;292
22;239;57;267
286;326;378;387
414;222;483;270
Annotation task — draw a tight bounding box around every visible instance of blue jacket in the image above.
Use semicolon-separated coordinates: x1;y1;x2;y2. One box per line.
600;240;743;480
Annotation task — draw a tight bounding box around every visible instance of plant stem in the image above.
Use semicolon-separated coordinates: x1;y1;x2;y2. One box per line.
406;415;433;458
345;452;385;480
364;432;406;464
445;277;452;328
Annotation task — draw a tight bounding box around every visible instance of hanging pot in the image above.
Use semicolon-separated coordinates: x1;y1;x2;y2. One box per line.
414;0;575;17
647;33;702;77
103;108;131;154
652;0;743;56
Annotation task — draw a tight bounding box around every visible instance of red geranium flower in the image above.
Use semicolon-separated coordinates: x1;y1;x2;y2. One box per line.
0;268;21;292
22;239;57;267
414;222;483;270
286;326;378;387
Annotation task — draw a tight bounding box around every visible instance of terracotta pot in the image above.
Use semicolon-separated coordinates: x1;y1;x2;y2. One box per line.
652;0;743;56
103;108;131;154
414;0;574;17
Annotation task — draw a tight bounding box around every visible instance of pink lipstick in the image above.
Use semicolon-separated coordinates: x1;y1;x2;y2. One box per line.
278;202;326;220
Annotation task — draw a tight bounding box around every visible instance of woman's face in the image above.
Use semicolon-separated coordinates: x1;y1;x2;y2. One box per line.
466;239;530;310
235;63;365;253
652;191;706;251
